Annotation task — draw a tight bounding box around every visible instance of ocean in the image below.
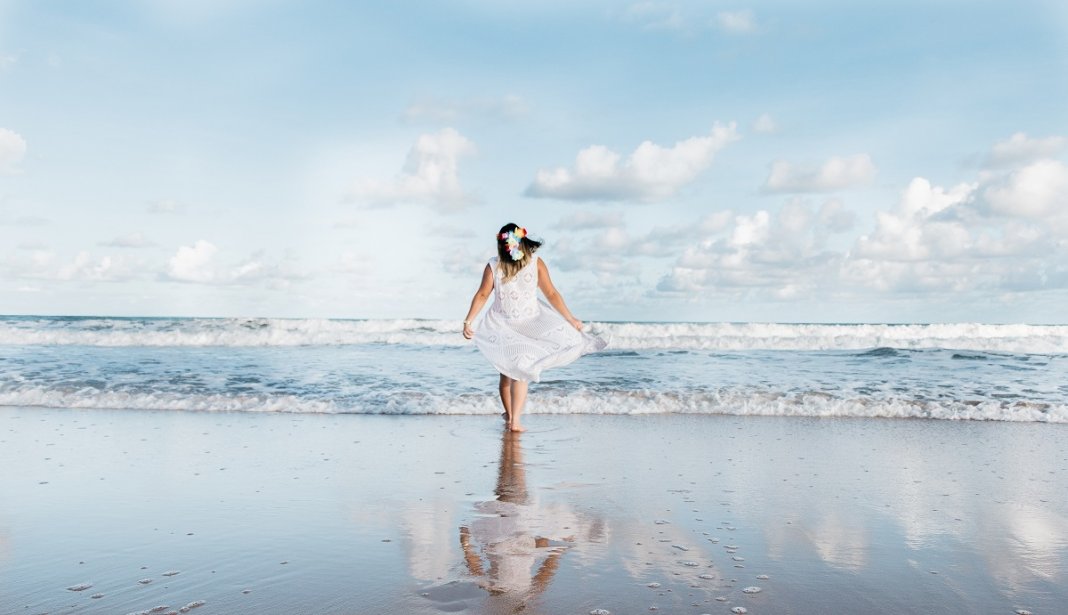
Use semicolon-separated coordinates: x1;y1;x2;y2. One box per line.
1;315;1066;422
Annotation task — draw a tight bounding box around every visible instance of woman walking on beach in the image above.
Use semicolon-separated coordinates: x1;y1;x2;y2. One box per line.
462;223;606;432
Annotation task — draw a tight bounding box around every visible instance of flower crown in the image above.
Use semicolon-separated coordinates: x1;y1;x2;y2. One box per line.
499;227;527;261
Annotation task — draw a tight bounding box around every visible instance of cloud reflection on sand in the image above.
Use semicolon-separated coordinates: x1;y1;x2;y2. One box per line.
994;506;1068;589
401;499;458;583
808;513;869;571
612;515;726;584
714;419;1067;599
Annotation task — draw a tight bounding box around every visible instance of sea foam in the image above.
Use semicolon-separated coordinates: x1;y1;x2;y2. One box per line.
1;317;1066;353
1;386;1064;423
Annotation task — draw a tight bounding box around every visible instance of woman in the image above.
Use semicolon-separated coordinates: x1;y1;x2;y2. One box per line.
462;223;606;432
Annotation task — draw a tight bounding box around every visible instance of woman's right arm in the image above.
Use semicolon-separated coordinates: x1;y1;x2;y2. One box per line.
537;259;583;330
462;265;494;339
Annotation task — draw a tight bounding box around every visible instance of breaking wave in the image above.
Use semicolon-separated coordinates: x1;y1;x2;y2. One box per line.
2;317;1066;353
1;386;1065;423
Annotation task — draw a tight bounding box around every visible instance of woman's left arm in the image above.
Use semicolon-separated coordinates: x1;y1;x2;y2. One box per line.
537;259;583;330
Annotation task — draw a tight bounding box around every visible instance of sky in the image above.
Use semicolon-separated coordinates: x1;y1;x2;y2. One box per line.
1;0;1066;323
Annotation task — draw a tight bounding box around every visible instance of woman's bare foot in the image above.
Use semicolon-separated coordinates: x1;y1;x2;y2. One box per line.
508;422;526;433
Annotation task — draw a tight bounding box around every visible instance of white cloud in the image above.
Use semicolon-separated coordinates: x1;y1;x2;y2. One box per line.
657;201;850;298
441;246;491;276
0;127;27;174
167;240;218;283
347;128;477;211
640;212;734;256
99;232;153;248
752;113;777;134
1;249;136;282
551;209;734;273
232;251;306;288
844;164;1068;294
402;95;528;123
0;53;16;71
165;240;306;287
716;9;755;33
526;122;739;202
853;178;977;262
763;154;876;193
147;199;186;214
0;249;51;281
985;132;1067;169
58;252;116;281
530;136;1067;303
818;199;856;232
983;159;1068;221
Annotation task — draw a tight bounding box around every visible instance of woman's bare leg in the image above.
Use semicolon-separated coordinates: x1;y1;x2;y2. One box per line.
498;374;512;424
509;379;528;432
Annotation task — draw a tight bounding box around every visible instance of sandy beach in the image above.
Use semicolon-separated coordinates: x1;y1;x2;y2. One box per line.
0;407;1064;614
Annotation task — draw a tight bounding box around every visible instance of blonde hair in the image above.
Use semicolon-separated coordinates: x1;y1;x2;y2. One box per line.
495;222;541;282
498;249;532;283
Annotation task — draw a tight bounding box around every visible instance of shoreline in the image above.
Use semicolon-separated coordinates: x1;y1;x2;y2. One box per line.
2;407;1065;614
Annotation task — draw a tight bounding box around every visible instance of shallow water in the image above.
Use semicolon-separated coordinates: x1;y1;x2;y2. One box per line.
1;316;1066;422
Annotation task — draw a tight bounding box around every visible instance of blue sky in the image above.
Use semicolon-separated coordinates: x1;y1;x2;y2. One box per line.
1;0;1066;322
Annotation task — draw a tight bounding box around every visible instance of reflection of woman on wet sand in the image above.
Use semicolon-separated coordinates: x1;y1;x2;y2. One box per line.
458;431;580;598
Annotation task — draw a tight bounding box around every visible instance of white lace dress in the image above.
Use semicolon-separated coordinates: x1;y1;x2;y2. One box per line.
473;255;606;382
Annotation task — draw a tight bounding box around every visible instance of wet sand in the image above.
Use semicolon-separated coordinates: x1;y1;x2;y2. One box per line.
1;407;1065;615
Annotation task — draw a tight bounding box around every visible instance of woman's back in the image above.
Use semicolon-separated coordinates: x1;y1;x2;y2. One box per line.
490;255;539;320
